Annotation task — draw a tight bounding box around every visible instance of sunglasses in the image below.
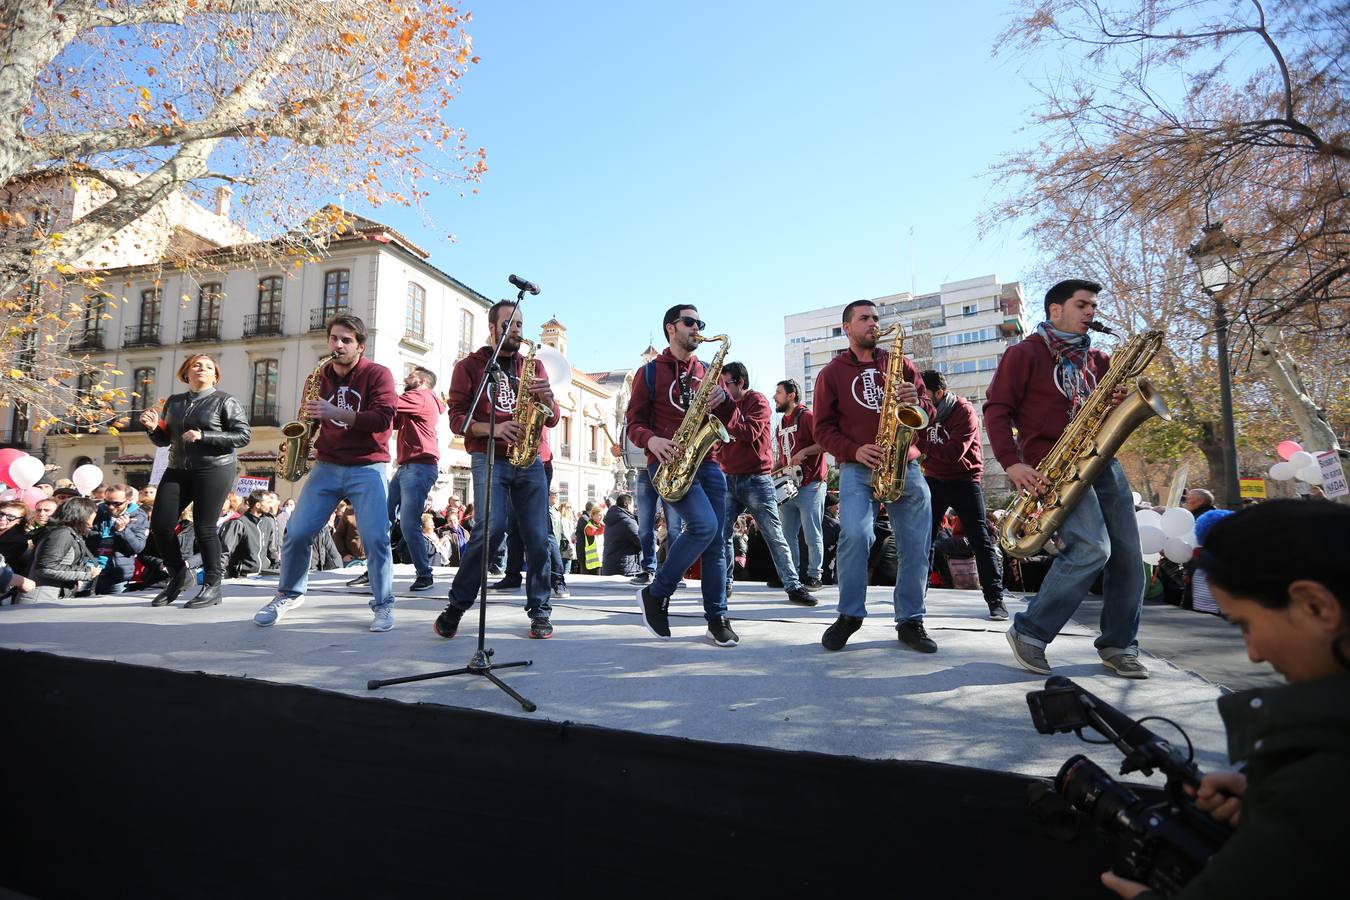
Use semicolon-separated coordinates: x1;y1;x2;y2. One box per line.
0;512;20;520
674;315;706;330
106;500;128;508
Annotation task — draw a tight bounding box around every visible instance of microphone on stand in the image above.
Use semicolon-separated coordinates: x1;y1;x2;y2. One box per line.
509;274;541;295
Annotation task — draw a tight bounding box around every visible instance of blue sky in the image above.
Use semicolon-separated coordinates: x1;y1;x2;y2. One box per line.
361;0;1045;386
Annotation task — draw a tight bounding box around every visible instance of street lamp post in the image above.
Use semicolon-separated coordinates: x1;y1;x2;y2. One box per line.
1188;222;1243;511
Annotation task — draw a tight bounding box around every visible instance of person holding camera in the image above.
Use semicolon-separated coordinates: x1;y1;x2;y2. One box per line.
1102;499;1350;898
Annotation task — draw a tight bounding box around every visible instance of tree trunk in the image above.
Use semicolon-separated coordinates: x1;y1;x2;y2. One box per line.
1195;421;1234;508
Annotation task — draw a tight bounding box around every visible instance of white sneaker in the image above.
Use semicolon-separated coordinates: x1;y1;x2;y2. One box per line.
254;594;304;627
370;606;394;633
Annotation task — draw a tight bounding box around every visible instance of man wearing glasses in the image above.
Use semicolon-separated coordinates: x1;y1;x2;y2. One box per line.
626;305;738;646
85;483;150;595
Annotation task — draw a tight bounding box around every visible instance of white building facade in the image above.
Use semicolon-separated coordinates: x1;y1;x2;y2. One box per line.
783;275;1028;495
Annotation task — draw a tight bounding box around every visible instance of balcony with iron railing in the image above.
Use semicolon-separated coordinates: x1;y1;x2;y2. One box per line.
123;323;161;348
182;318;221;343
309;307;349;332
244;312;284;338
401;327;432;351
71;329;104;352
250;403;281;427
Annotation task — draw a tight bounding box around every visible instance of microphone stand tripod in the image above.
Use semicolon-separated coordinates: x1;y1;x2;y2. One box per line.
367;288;536;712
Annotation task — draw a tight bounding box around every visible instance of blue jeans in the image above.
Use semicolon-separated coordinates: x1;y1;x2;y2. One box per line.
723;473;802;591
837;460;931;623
1012;459;1143;657
777;479;825;582
449;452;552;618
277;461;394;610
649;461;726;621
387;462;439;577
636;467;682;575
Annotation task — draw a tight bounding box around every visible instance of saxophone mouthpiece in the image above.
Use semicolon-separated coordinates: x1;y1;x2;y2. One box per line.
1087;321;1116;336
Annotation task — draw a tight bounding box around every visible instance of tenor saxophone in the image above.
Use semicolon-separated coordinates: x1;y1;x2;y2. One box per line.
653;335;731;502
998;330;1170;558
278;351;338;482
871;323;930;502
505;337;553;467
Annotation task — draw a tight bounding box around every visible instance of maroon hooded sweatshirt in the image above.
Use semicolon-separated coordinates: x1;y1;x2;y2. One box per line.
314;356;398;465
394;387;446;465
625;348;735;467
447;346;560;457
776;405;828;485
715;389;773;476
983;334;1111;470
915;393;984;481
813;348;935;465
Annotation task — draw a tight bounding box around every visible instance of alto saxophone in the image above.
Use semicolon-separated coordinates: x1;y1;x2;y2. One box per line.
654;335;731;502
278;351;338;482
871;323;930;502
998;330;1170;558
505;337;553;467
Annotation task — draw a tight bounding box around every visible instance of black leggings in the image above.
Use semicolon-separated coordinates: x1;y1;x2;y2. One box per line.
151;465;237;586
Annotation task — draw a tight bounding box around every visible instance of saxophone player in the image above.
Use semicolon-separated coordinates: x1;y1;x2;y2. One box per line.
813;300;938;653
254;315;400;631
434;302;560;641
985;279;1148;679
628;305;739;646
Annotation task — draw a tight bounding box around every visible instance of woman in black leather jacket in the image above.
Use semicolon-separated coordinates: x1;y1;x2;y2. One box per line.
20;497;101;603
140;353;250;609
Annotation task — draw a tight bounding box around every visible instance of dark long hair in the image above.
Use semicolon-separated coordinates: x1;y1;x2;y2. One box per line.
52;497;99;533
1197;499;1350;670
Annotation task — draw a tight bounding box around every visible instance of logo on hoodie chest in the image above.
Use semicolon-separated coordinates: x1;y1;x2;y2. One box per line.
666;372;702;411
326;386;362;429
851;369;886;412
494;376;518;415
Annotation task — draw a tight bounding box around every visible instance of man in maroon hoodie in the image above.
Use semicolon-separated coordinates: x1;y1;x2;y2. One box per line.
813;300;938;653
254;315;400;632
773;378;827;590
627;304;739;647
434;302;560;641
984;279;1148;679
349;365;445;593
716;362;816;606
916;369;1009;620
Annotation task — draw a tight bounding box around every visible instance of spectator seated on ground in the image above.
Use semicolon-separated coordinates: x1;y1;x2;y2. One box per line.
22;497;102;603
86;484;150;595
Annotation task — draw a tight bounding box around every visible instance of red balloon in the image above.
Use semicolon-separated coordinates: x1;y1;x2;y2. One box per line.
1277;440;1303;461
0;448;25;489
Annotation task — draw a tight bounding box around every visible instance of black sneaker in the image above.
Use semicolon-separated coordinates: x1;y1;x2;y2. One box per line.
725;580;734;598
821;615;863;651
786;587;818;607
488;578;522;593
801;576;823;591
636;587;671;639
629;572;653;586
705;616;739;647
897;619;938;653
765;576;784;588
986;597;1010;621
529;618;554;639
347;572;370;587
434;604;466;639
409;576;435;592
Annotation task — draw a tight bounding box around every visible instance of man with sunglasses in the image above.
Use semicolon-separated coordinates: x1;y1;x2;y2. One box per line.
85;483;150;595
627;305;739;646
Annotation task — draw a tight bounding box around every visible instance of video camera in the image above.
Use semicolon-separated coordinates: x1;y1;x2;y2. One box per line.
1025;677;1232;897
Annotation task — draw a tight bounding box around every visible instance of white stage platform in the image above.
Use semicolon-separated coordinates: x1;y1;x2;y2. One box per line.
0;566;1231;780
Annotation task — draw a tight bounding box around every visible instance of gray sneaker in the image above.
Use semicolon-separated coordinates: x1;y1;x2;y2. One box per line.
254;594;304;627
369;606;394;633
1006;627;1051;675
1103;653;1150;679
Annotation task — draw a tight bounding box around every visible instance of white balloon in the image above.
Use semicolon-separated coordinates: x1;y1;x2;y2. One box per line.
0;489;14;502
1296;464;1323;485
72;463;103;495
1138;524;1166;555
8;455;44;490
1288;451;1316;469
1142;552;1161;565
1163;534;1195;564
1161;506;1195;538
1269;461;1296;481
1135;509;1162;529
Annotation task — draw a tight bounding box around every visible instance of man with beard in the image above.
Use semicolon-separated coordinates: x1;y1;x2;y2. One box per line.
772;378;826;591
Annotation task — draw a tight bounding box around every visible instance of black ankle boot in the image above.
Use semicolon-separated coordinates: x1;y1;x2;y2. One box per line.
184;582;222;609
151;568;195;607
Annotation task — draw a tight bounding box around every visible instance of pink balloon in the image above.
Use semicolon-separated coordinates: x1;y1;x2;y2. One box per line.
1277;440;1303;461
0;448;24;489
18;486;46;511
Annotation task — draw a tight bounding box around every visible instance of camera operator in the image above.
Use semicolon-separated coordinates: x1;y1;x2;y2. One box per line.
1102;499;1350;899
